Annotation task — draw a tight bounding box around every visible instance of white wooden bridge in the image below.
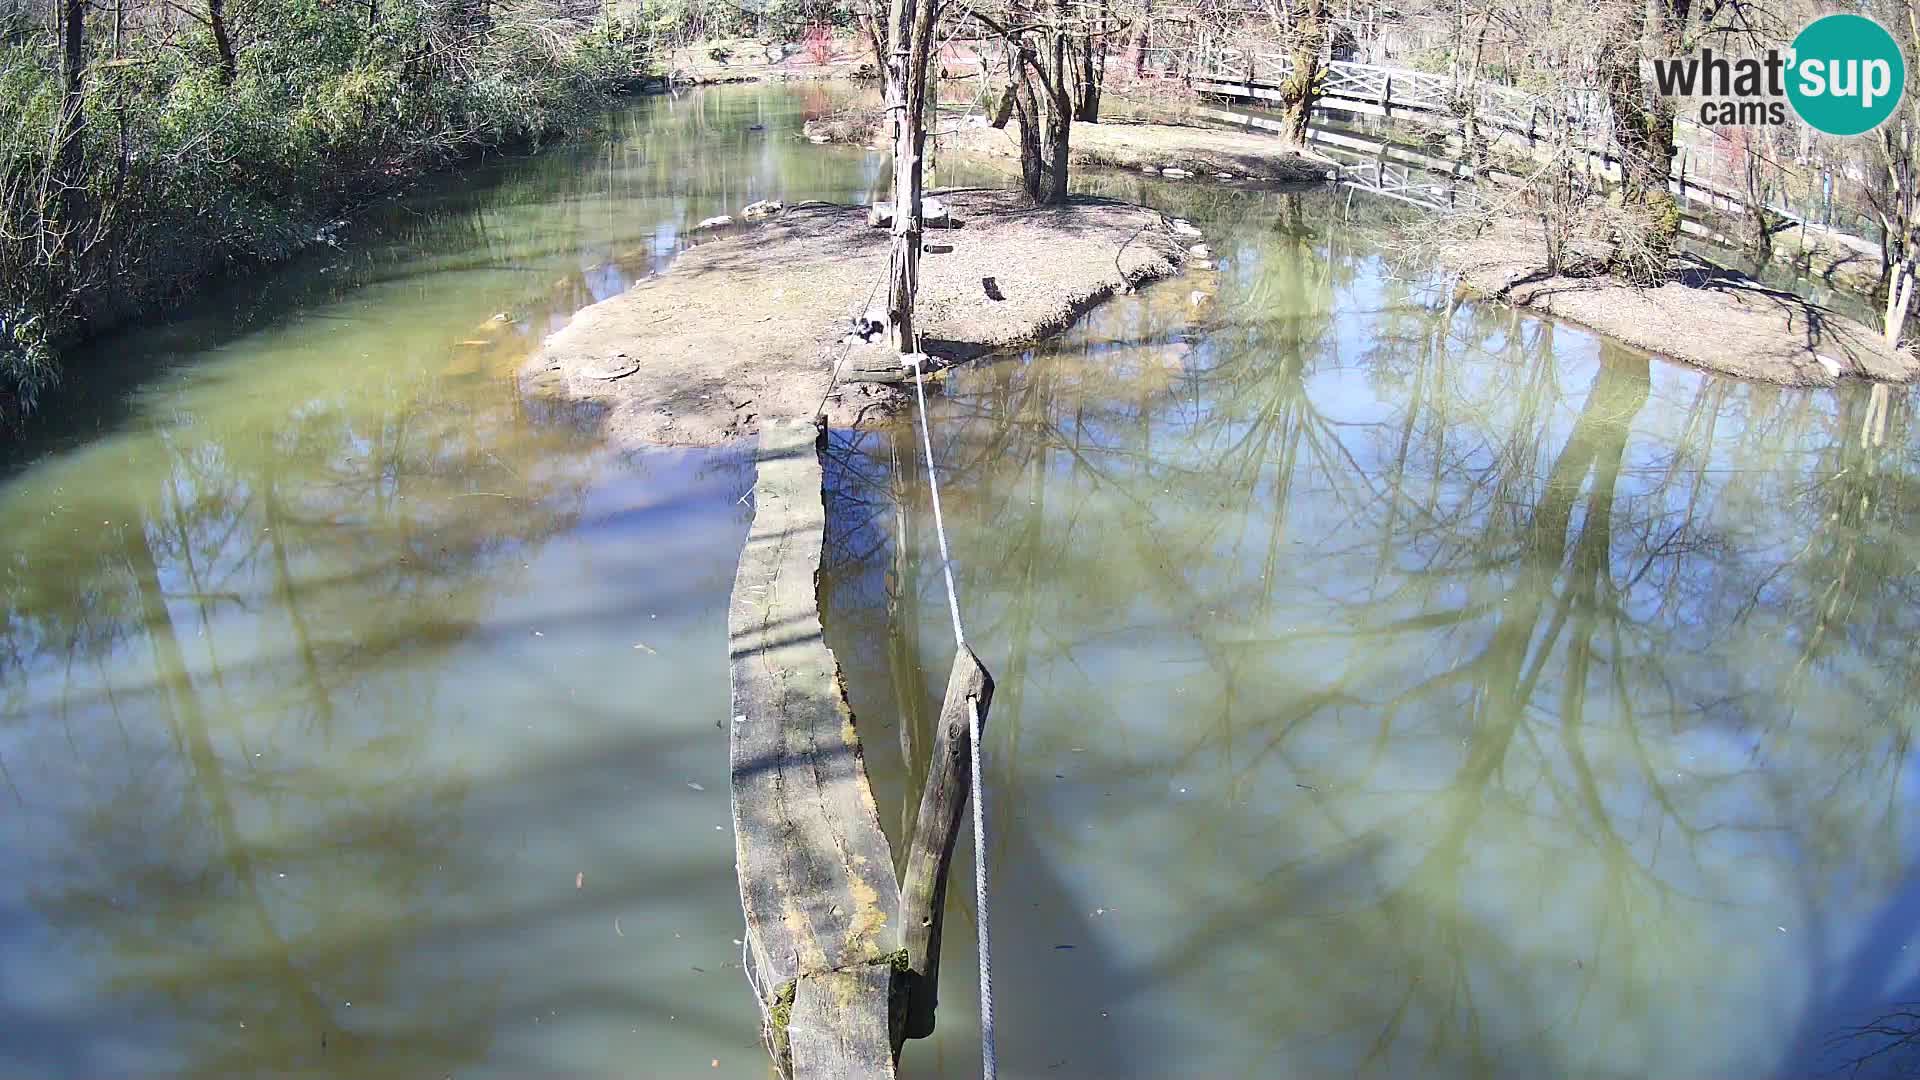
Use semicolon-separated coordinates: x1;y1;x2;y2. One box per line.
1188;47;1882;261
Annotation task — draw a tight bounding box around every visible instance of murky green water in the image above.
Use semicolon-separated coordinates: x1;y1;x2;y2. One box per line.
0;85;879;1078
6;83;1920;1080
826;185;1920;1078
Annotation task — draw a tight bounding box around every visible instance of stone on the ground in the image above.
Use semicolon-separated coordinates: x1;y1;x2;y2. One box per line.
1162;167;1192;178
1188;243;1212;258
1170;219;1202;238
809;133;831;143
697;214;735;230
865;197;952;229
581;355;641;381
742;199;784;221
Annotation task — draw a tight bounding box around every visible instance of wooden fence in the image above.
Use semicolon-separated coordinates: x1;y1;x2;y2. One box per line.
1185;46;1883;264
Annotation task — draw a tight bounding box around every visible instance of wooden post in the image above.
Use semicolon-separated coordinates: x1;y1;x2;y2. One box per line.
989;83;1015;128
898;646;995;1040
1380;73;1391;116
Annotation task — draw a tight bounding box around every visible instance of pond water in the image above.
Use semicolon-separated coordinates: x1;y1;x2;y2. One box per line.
827;178;1920;1078
0;84;879;1079
3;83;1919;1080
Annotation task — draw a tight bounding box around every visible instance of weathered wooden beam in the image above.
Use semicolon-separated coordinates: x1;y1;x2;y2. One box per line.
728;418;904;1079
899;645;994;1041
789;964;903;1079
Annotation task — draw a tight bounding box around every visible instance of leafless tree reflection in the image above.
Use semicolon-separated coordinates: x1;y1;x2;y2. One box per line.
829;186;1920;1079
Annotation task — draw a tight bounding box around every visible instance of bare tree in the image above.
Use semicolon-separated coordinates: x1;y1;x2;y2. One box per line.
1863;0;1916;346
882;0;940;350
1275;0;1326;147
964;0;1086;204
209;0;237;80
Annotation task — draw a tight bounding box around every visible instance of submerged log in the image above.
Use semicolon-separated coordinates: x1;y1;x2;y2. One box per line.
728;418;904;1078
899;646;995;1040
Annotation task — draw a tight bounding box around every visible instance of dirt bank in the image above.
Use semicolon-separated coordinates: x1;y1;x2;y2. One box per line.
520;189;1187;445
656;37;869;86
1446;223;1917;387
943;118;1328;182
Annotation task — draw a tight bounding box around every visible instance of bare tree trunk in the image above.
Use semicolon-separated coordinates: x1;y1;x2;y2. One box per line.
884;0;938;352
989;81;1014;127
1073;0;1106;122
1041;26;1070;200
209;0;237;82
1132;0;1150;78
1887;260;1915;348
1603;0;1691;273
1278;0;1325;148
1743;150;1777;264
51;0;85;223
1458;14;1488;176
986;3;1073;204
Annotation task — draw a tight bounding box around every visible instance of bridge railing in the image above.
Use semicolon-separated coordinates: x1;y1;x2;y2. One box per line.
1188;48;1888;255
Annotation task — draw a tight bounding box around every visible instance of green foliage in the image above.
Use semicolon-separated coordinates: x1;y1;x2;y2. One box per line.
0;0;653;420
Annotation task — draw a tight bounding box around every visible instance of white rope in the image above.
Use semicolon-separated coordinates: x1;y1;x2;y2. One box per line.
966;691;995;1080
908;358;967;649
905;354;996;1080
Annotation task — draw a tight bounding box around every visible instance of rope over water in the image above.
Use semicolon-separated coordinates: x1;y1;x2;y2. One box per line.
905;353;996;1080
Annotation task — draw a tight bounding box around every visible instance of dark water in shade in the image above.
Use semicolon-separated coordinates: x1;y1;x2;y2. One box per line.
5;82;1920;1080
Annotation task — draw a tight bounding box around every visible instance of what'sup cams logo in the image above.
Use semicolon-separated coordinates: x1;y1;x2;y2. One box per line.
1652;13;1907;136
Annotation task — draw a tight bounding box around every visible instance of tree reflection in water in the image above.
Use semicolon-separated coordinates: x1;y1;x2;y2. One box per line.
826;186;1920;1079
0;83;891;1080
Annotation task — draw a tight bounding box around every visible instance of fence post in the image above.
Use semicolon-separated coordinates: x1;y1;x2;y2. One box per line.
1380;74;1391;116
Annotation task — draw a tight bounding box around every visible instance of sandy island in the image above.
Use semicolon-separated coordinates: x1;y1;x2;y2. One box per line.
520;188;1188;445
1445;222;1917;387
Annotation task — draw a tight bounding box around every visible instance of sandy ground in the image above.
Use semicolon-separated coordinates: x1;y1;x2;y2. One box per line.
655;37;867;85
943;118;1329;182
519;189;1186;445
1446;223;1918;387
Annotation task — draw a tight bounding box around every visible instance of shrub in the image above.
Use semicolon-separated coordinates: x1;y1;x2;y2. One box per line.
0;0;652;423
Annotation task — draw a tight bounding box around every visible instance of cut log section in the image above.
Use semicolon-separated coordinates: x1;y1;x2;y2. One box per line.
728;418;904;1078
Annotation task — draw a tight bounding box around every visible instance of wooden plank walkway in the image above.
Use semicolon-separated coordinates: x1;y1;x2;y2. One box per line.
728;418;903;1078
725;417;998;1077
